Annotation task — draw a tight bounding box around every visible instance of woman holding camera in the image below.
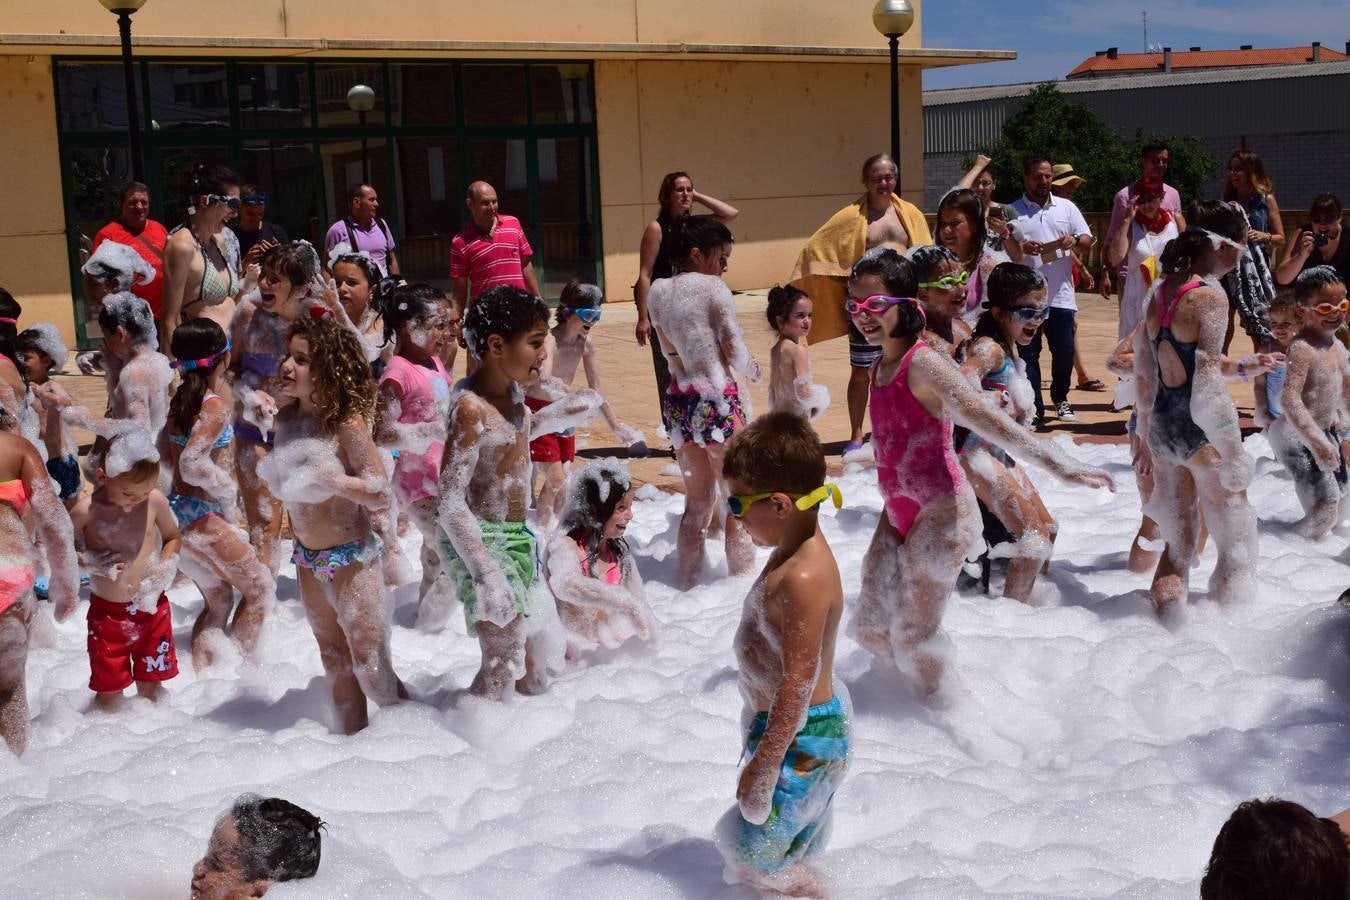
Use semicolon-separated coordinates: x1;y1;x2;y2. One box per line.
1275;192;1350;286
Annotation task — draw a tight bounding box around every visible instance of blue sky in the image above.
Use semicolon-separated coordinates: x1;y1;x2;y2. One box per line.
921;0;1350;90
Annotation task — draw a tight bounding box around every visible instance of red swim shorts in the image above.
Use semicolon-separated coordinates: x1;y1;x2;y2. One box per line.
87;593;178;692
525;396;577;463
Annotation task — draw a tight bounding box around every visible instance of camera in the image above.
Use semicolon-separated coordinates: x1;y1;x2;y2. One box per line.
1302;224;1331;248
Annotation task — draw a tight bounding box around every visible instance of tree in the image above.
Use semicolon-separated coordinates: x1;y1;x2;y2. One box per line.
972;83;1217;212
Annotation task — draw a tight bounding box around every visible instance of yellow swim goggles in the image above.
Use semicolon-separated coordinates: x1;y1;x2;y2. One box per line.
726;483;843;518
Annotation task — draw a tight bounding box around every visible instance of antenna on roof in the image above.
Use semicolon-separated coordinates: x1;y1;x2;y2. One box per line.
1142;10;1148;52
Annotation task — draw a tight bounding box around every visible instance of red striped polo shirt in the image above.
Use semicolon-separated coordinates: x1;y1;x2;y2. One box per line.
449;214;534;299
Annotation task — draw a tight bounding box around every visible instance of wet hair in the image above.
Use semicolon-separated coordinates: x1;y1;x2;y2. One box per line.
1023;155;1051;175
765;284;809;334
1200;798;1349;900
462;285;549;358
723;410;827;497
850;246;912;296
1223;149;1274;198
1267;288;1299;316
184;163;239;202
561;459;633;578
1293;265;1345;305
974;262;1047;344
937;188;988;261
1309;192;1343;219
285;317;376;431
102;426;160;483
0;289;22;370
228;794;324;884
860;153;897;183
556;279;602;325
97;291;157;349
908;244;960;282
260;241;321;290
377;281;447;347
82;241;156;293
656;171;692;219
15;323;68;373
167;318;229;437
347;182;374;204
674;215;734;271
1139;140;1169;159
1159;201;1246;276
330;254;385;310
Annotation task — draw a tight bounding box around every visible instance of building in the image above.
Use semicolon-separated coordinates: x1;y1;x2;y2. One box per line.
1067;42;1349;79
922;59;1350;214
1;2;1011;349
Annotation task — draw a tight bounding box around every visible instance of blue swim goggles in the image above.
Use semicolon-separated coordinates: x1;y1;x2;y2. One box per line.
567;306;602;324
726;483;843;518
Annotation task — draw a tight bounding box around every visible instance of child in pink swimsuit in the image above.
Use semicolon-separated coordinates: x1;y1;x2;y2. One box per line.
846;249;1113;695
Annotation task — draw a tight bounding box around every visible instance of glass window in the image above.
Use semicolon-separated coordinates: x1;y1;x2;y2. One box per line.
530;64;593;124
462;65;527;125
314;64;384;127
239;139;320;245
155;146;233;229
237;64;311;130
394;138;459;288
57;62;139;132
147;63;229;130
318;137;390;235
390;64;455;126
66;147;132;337
535;137;598;294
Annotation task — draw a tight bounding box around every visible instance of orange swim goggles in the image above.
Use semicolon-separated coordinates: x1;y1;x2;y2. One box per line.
1312;299;1350;316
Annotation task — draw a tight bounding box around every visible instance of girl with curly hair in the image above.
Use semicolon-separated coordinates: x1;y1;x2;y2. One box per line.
260;316;405;733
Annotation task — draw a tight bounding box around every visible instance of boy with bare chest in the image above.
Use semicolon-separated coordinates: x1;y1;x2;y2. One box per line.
714;412;850;899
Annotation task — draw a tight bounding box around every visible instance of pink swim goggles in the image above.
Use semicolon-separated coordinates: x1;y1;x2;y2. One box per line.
845;294;922;318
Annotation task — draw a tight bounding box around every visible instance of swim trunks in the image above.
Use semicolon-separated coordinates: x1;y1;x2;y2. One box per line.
1273;422;1348;507
525;396;576;463
45;454;82;502
662;381;745;449
87;593;178;692
291;533;383;583
168;492;225;531
439;520;538;628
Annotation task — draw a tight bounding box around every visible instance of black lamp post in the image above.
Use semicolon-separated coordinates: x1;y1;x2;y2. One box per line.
98;0;149;182
871;0;915;168
346;84;376;184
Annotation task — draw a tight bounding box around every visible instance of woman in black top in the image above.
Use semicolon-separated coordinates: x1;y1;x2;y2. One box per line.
1275;193;1350;287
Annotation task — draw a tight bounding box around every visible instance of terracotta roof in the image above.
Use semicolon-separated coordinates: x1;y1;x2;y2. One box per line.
1067;45;1348;78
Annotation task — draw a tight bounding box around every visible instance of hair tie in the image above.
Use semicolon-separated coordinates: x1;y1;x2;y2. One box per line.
0;317;18;325
171;342;231;371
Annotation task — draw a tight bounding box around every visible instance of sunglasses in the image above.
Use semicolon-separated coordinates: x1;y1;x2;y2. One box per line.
845;294;916;317
918;271;970;291
1313;299;1350;316
241;194;268;205
205;194;241;211
568;306;602;324
726;483;843;518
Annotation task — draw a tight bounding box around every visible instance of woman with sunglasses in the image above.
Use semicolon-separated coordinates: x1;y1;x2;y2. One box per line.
161;163;244;357
935;188;1006;326
1275;193;1350;289
847;252;1111;694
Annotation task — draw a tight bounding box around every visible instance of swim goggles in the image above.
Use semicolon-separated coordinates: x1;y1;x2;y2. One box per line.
918;271;970;291
171;342;231;371
1312;299;1350;316
1010;305;1048;323
567;307;602;324
204;194;241;211
845;294;919;317
241;194;268;205
1201;227;1246;255
726;483;843;518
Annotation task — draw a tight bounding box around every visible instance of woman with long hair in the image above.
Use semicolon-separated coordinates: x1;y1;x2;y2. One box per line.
1220;149;1281;352
161;163;244;356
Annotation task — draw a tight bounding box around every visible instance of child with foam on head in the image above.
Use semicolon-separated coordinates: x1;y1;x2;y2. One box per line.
326;242;390;372
165;319;276;669
373;282;458;629
713;411;849;898
908;243;974;360
646;215;761;589
0;415;78;755
15;324;79;507
436;285;594;699
848;252;1112;694
75;241;156;377
544;458;655;658
70;426;181;710
765;284;829;421
258;317;405;734
1267;265;1350;538
526;278;646;531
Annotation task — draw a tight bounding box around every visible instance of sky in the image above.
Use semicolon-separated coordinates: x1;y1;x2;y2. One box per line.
921;0;1350;90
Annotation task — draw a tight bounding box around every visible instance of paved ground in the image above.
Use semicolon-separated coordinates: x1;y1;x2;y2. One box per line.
55;292;1263;492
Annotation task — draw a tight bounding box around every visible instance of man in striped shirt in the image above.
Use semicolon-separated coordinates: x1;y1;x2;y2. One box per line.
449;181;541;312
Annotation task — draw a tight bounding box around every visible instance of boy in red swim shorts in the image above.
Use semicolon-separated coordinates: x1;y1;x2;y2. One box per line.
69;430;182;709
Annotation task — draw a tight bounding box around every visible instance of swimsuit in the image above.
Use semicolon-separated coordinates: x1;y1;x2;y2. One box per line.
0;480;37;614
439;521;538;629
86;593;178;692
236;325;285;446
1148;280;1210;462
0;478;29;516
168;493;226;531
577;538;622;585
168;394;234;450
182;229;239;317
870;343;966;537
291;533;383;583
379;355;453;503
662;381;746;450
1271;420;1348;507
726;695;852;873
525;396;577;463
1264;363;1285;420
960;354;1017;466
45;454;82;502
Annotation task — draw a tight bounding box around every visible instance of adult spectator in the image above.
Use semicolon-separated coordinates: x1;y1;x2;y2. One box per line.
1221;149;1282;351
633;171;738;424
161;163;243;355
1200;797;1349;899
89;182;169;320
449;181;540;313
1276;192;1350;286
1049;163;1106;392
1103;143;1185;301
1106;174;1179;341
1009;156;1092;424
191;794;324;899
789;153;931;451
232;184;289;269
324;183;399;278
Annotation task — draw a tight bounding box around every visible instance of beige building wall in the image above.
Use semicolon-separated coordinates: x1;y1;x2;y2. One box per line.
0;55;76;347
596;58;925;297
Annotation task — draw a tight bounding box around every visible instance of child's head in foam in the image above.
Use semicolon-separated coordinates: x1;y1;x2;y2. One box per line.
168;318;230;436
192;793;323;899
555;279;603;338
560;458;635;575
280;316;375;432
15;323;68;385
95;427;160;510
258;242;320;322
1200;797;1349;900
97;291;157;359
378;281;452;358
463;285;549;384
1292;264;1347;333
723;411;833;547
1265;288;1300;349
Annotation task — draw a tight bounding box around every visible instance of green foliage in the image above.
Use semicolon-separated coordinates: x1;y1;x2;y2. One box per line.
971;83;1217;212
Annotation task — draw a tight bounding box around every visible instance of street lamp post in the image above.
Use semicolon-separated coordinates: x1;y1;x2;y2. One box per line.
346;84;376;184
97;0;149;182
871;0;915;168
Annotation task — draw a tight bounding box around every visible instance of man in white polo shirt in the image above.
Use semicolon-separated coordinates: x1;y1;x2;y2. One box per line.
1009;156;1093;425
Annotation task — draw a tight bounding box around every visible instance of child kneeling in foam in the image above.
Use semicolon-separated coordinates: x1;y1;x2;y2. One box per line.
714;411;850;898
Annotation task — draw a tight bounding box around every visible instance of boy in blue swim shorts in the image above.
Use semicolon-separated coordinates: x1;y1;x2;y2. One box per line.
715;411;850;896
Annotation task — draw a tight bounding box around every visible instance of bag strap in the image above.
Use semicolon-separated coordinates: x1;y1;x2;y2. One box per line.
128;231;165;263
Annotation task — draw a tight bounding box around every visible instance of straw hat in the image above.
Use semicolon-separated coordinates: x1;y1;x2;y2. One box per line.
1050;163;1085;188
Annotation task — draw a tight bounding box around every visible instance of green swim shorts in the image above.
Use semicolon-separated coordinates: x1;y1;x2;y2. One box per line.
439;520;538;629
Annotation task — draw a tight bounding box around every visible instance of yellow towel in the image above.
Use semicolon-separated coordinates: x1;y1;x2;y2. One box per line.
789;194;932;344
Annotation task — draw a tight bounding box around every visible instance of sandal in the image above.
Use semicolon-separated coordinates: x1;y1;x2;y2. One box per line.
1076;378;1107;392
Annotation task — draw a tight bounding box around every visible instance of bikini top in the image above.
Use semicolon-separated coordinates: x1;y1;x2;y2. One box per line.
198;240;240;306
167;395;234;448
0;479;29;516
577;538;622;586
980;356;1014;393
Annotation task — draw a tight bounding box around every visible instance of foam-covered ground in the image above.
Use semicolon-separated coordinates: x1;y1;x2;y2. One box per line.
2;435;1347;899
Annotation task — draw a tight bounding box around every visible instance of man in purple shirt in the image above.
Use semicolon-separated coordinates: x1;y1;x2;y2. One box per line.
1102;142;1182;298
323;183;400;277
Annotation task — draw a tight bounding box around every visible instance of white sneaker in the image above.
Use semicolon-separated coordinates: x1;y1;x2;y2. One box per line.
1057;401;1077;422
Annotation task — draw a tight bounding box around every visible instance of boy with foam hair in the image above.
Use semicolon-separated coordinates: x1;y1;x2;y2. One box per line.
436;285;600;699
714;411;850;897
1274;265;1350;539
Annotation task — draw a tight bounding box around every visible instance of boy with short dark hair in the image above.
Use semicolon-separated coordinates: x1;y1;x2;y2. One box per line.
715;410;850;897
437;285;599;699
1201;797;1350;899
192;793;324;899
